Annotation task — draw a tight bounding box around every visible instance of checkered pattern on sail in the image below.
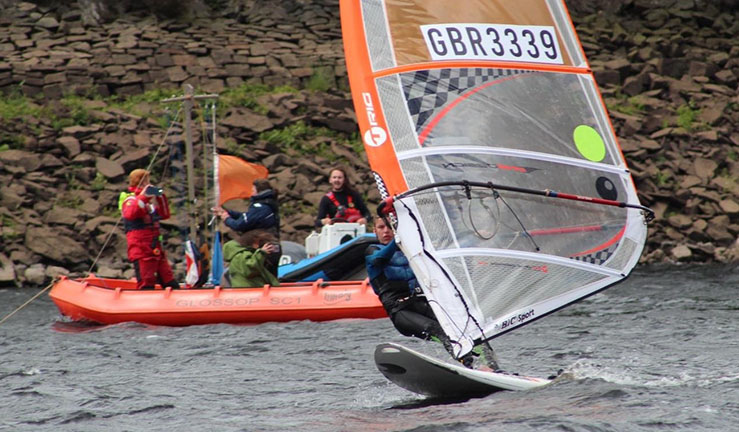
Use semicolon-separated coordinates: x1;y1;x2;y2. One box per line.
371;171;389;200
401;68;527;132
571;247;616;265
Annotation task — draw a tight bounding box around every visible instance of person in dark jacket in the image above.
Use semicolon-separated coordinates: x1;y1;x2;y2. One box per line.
214;178;281;276
365;216;498;370
315;167;371;227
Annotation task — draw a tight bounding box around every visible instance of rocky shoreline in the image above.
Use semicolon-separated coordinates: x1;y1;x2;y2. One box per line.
0;0;737;287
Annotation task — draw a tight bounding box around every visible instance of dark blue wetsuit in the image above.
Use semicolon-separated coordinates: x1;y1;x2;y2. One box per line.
366;239;498;369
365;239;446;342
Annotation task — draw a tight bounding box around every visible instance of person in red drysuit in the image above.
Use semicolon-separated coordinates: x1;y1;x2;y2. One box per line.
119;169;179;290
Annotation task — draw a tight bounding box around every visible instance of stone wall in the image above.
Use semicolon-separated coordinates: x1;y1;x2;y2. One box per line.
0;0;349;98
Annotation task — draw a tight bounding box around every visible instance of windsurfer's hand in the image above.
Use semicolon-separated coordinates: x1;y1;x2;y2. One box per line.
321;217;332;226
357;217;367;225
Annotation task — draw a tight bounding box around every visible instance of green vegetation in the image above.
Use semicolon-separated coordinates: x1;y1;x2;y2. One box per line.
51;94;93;130
0;134;24;150
102;205;120;219
1;218;20;241
0;81;316;132
0;86;44;120
57;192;84;210
675;103;700;131
654;169;671;187
305;67;334;92
259;121;353;162
606;90;646;115
91;172;108;191
224;137;247;156
219;82;297;115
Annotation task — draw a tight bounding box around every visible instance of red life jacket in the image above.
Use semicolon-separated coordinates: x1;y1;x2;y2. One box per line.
326;191;362;222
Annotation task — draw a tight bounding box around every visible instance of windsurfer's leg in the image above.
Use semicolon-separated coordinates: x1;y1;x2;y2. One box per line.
473;341;500;370
389;308;439;339
401;299;479;368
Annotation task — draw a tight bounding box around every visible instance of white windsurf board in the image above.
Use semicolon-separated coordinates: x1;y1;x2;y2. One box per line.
374;343;551;398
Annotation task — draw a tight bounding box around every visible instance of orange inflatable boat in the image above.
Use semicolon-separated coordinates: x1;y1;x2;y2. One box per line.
50;275;386;326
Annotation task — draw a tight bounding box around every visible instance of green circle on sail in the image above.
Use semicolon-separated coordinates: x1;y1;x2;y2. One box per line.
573;125;606;162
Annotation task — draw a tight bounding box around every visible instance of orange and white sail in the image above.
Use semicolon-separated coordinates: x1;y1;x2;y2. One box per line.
341;0;652;357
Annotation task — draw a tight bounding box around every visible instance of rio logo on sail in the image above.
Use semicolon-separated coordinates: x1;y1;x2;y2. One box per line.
421;23;563;65
362;92;387;147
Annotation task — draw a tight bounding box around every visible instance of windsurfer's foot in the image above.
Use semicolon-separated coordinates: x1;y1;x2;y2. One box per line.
430;334;456;358
472;343;500;370
458;353;475;369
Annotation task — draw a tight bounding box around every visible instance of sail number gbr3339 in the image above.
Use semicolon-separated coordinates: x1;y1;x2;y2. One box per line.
421;23;563;64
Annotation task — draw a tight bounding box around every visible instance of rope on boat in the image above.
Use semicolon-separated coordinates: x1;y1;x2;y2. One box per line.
0;280;55;327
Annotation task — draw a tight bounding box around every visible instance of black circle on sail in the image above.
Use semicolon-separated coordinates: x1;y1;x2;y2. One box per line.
595;176;618;201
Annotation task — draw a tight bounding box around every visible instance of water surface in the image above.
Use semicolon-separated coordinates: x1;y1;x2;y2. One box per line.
0;264;737;431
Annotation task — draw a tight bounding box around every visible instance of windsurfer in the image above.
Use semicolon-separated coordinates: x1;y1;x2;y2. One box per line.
315;167;370;227
366;216;485;368
213;178;281;277
366;215;500;370
120;169;179;290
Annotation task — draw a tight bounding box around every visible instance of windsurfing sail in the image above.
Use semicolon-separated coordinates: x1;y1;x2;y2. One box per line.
341;0;653;357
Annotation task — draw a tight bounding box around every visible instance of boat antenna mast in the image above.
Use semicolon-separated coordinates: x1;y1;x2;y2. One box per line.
162;84;219;243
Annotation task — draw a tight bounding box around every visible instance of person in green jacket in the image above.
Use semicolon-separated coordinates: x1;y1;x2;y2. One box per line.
223;230;280;288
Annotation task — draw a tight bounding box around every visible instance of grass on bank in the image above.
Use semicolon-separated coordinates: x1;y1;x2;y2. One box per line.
0;81;313;145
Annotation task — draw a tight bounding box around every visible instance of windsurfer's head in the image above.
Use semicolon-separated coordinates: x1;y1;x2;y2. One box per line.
128;169;150;190
328;167;352;193
373;216;394;245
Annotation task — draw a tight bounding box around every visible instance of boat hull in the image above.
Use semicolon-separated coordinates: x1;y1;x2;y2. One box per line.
50;276;386;326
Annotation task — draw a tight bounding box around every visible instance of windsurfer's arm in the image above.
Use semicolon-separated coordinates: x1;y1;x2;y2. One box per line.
366;239;398;268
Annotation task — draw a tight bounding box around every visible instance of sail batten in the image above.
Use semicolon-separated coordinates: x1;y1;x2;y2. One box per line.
341;0;651;358
432;248;626;277
372;61;591;79
396;146;631;174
